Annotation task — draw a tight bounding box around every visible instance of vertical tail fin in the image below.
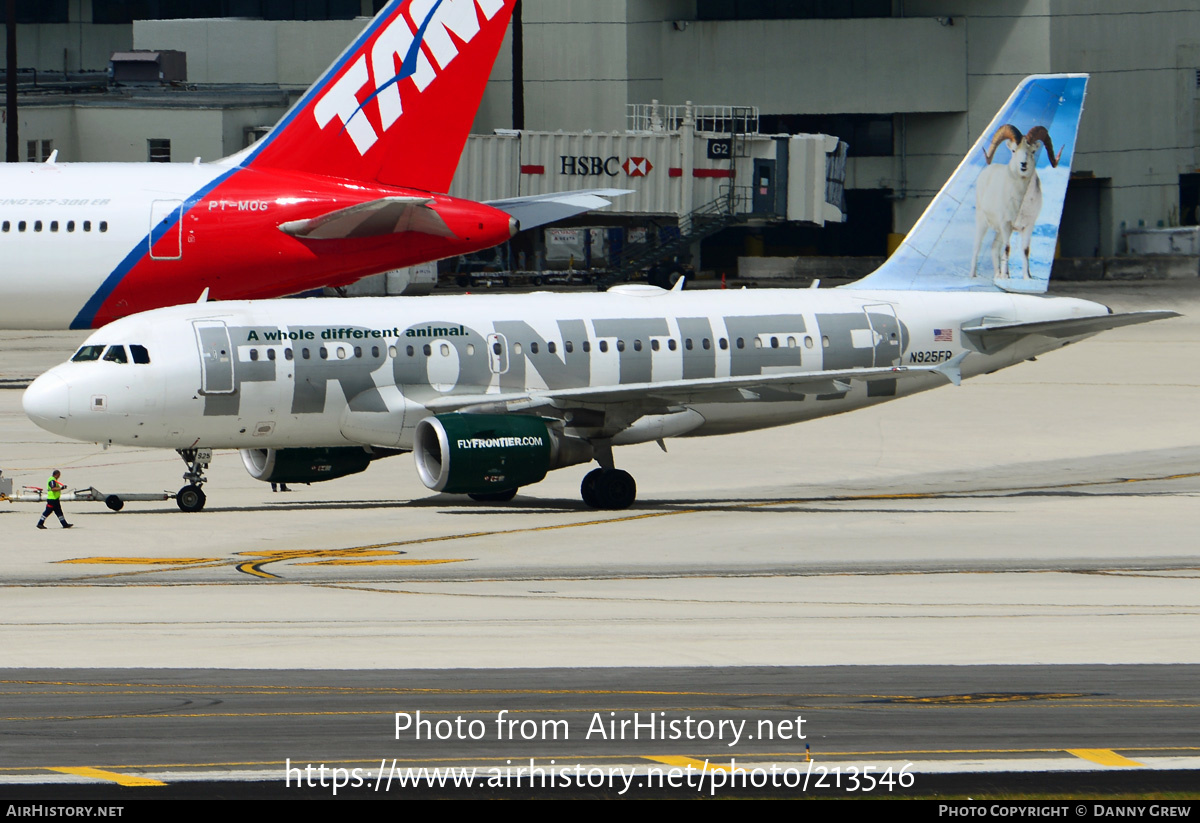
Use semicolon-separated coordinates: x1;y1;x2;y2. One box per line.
849;74;1088;294
228;0;515;193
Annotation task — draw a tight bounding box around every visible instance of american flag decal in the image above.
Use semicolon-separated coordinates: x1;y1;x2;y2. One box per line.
934;328;953;342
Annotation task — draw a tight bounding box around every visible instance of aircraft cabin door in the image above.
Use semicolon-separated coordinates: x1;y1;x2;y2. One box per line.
487;333;508;375
194;320;235;394
862;303;902;367
150;199;184;260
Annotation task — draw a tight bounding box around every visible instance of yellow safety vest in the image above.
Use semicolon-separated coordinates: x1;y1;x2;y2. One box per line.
46;477;62;501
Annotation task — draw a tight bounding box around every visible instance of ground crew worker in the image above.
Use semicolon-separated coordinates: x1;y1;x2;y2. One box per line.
36;469;73;529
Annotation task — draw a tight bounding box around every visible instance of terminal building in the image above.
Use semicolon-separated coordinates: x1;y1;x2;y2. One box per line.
6;1;1200;281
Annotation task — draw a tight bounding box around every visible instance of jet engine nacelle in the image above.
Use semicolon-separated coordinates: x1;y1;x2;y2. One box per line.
413;414;593;495
240;446;389;484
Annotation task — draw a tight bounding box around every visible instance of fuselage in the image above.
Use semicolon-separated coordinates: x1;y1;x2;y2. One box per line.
0;162;513;330
24;286;1111;451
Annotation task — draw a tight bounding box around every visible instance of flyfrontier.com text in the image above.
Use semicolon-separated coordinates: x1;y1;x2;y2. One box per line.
395;710;808;747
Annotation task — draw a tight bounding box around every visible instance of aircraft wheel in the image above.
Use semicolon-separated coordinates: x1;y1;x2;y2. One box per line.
580;468;605;508
104;495;124;512
176;484;207;513
468;488;518;503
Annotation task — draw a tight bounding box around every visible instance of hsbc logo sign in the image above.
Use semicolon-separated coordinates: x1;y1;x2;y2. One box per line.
559;155;655;177
313;0;506;155
623;157;652;177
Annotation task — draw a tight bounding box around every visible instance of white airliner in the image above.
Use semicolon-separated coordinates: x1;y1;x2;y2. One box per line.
0;0;622;330
23;75;1177;511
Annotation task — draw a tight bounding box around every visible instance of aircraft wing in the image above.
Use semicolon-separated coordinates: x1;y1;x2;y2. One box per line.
485;189;632;230
277;196;456;240
422;361;961;416
962;310;1179;354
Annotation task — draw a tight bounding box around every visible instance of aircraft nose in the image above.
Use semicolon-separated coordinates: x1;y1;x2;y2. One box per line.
23;372;70;435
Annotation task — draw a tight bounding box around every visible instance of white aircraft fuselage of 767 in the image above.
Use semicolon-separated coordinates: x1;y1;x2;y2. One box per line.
23;75;1179;511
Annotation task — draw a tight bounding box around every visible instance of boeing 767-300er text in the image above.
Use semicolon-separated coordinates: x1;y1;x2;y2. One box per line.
0;0;622;330
23;75;1179;511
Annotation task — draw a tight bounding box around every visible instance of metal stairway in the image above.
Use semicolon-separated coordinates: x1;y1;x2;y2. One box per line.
597;192;746;289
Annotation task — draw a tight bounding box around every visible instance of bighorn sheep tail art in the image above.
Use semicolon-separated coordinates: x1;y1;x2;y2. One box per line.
971;123;1063;279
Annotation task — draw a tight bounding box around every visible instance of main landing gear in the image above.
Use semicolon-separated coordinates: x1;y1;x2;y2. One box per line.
175;448;210;512
580;467;636;510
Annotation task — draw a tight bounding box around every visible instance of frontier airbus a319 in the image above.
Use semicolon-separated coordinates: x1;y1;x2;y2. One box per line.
24;75;1177;512
0;0;621;330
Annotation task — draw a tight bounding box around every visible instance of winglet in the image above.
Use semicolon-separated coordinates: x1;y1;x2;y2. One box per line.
197;288;210;304
933;351;969;386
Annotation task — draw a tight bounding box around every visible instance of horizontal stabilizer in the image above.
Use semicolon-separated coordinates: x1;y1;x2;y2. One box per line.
486;189;631;230
278;197;455;240
962;310;1179;353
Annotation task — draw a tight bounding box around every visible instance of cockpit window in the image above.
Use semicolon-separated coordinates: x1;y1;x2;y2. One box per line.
102;345;128;364
71;345;105;362
130;345;150;364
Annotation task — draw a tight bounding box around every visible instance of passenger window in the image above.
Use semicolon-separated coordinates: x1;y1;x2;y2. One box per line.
371;346;379;358
67;220;75;232
822;336;830;348
530;342;539;354
633;339;642;352
267;348;276;361
582;341;591;353
34;221;42;232
302;348;311;359
702;338;711;350
249;349;259;361
466;344;474;356
651;339;660;352
754;338;763;349
285;349;294;361
719;338;728;350
491;342;501;355
565;341;574;353
616;340;625;353
102;345;128;363
771;337;779;349
388;346;397;358
407;345;415;357
50;221;59;232
18;221;26;232
422;344;431;356
685;339;693;351
513;343;523;355
668;339;677;351
805;336;814;349
71;345;105;362
319;347;328;360
83;221;91;232
99;221;108;232
547;341;556;354
336;347;347;360
440;343;450;357
788;336;797;348
2;221;8;232
354;346;363;358
598;340;608;353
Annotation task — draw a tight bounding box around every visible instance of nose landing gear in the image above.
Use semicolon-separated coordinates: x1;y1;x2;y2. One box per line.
176;448;211;512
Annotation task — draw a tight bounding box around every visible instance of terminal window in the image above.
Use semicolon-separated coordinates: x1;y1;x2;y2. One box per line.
148;139;172;163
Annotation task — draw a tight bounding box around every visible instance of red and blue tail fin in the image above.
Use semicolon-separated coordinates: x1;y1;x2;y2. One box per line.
228;0;515;193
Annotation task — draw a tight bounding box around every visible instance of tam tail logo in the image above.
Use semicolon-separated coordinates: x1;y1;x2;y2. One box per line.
240;0;516;193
